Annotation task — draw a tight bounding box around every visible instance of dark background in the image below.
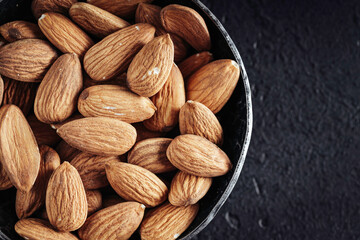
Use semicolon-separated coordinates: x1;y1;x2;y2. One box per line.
195;0;360;239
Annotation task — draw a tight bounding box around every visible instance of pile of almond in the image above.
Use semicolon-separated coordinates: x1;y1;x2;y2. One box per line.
0;0;240;239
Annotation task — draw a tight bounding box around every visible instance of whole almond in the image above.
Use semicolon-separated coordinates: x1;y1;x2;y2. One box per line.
57;117;137;156
105;161;168;207
102;194;125;208
140;202;199;240
27;115;62;146
178;51;213;79
128;138;175;173
16;145;60;219
0;39;58;82
78;202;145;240
133;122;165;142
70;2;130;38
31;0;77;19
86;190;102;215
0;21;45;42
70;152;120;189
127;34;174;97
78;85;156;123
87;0;153;18
55;140;82;162
46;161;88;231
84;23;155;81
187;59;241;113
0;160;12;190
38;12;94;58
143;63;185;132
0;104;40;191
169;171;212;206
0;75;3;106
161;4;211;51
179;100;223;146
34;53;83;124
15;218;79;240
167;134;232;177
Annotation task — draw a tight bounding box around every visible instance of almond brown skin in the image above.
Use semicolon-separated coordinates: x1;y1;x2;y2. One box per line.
84;23;155;81
55;140;82;162
0;39;58;82
46;161;88;231
161;4;211;52
57;117;137;156
31;0;77;19
70;152;120;189
140;202;199;240
127;34;174;97
179;100;223;146
78;202;145;240
0;21;45;42
128;138;175;173
86;190;102;215
144;63;185;132
105;161;168;207
34;53;83;124
166;134;232;177
15;218;79;240
78;85;156;123
16;145;60;219
0;104;41;192
38;13;94;59
70;2;130;38
27;115;62;146
178;51;213;79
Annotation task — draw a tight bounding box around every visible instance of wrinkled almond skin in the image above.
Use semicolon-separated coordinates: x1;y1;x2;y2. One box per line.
57;117;137;156
27;115;61;146
167;134;232;177
87;0;153;18
46;161;88;231
78;85;156;123
169;171;212;206
38;13;94;58
16;145;60;219
105;162;168;207
86;190;102;215
0;160;12;190
178;51;213;79
70;2;130;38
34;53;83;124
128;138;175;173
161;4;211;52
179;100;223;146
127;34;174;97
0;21;45;42
15;218;79;240
84;23;155;81
140;202;199;240
187;59;241;114
55;140;82;163
0;104;40;192
144;63;185;132
78;202;145;240
70;152;120;189
0;39;58;82
31;0;77;19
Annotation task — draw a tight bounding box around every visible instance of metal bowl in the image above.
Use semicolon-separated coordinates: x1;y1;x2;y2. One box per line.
0;0;252;239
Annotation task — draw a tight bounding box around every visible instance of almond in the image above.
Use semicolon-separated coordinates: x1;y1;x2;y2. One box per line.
84;23;155;81
143;63;185;132
161;4;211;51
70;2;130;38
169;171;212;206
86;190;102;215
102;194;125;208
27;115;61;146
38;12;94;58
0;75;3;106
78;202;145;240
179;100;223;146
166;134;232;177
0;39;58;82
127;34;174;97
87;0;153;18
0;20;45;42
15;218;79;240
105;161;168;207
133;122;165;142
46;161;88;231
0;104;40;191
178;51;213;79
140;202;199;240
31;0;77;19
55;140;82;162
128;138;175;173
70;152;120;189
16;145;60;219
34;53;83;124
78;85;156;123
57;117;137;156
187;59;240;113
0;160;12;190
